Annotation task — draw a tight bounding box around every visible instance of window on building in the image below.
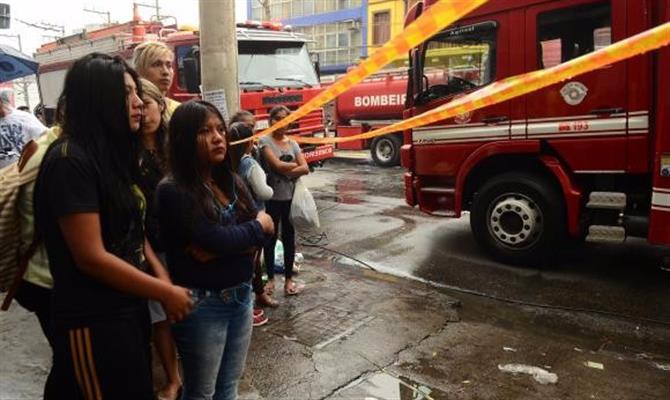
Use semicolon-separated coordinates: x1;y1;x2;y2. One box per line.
372;11;391;46
251;5;262;20
295;20;362;68
537;2;611;69
303;0;314;15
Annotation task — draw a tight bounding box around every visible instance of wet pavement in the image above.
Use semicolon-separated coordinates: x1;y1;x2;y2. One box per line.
1;155;670;399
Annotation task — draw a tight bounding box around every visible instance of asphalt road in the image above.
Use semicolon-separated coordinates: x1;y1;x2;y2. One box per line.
305;157;670;348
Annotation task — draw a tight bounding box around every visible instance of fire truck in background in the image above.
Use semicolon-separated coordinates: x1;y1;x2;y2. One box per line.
328;70;407;167
401;0;670;265
329;46;487;167
33;8;334;165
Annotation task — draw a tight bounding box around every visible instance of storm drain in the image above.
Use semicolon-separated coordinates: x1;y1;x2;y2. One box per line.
271;305;375;349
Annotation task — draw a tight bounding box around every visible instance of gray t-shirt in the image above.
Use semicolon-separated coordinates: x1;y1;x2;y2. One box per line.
259;136;301;201
0;109;47;169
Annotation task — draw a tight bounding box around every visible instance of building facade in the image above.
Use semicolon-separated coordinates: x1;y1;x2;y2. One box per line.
247;0;421;75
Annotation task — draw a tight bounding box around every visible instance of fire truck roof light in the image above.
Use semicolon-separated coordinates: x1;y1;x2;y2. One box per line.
237;20;288;31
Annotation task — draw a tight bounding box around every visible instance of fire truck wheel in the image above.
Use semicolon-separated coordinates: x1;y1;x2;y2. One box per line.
470;172;566;266
370;135;402;167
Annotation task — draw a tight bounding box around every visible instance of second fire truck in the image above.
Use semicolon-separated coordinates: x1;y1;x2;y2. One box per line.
34;10;334;165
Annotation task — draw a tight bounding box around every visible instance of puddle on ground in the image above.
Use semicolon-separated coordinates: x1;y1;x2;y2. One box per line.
342;372;447;400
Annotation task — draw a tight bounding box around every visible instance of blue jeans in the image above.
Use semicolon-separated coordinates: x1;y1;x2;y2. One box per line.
172;282;253;400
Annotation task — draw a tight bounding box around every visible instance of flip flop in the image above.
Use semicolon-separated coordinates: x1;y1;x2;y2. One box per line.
264;281;275;296
284;282;305;296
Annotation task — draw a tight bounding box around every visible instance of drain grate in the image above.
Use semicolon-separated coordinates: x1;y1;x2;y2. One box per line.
271;305;375;349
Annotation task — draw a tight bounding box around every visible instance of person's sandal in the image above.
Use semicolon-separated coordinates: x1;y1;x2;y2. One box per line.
284;281;305;296
264;280;275;296
257;292;279;308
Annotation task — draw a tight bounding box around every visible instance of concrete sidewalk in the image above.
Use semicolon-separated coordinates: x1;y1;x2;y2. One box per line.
332;150;371;161
239;251;670;400
2;253;669;399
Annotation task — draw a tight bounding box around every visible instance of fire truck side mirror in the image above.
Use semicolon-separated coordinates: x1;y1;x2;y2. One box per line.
310;52;321;81
0;4;10;29
183;56;200;94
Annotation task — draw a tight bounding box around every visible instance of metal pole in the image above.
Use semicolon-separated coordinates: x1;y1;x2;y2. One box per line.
199;0;239;121
16;35;31;109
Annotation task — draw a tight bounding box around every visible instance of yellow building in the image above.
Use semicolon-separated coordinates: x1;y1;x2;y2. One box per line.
367;0;421;68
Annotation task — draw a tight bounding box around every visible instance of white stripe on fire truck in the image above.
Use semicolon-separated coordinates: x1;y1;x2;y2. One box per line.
527;117;627;135
412;114;650;144
653;187;670;194
413;122;486;131
652;192;670;208
413;125;509;142
526;114;599;123
629;115;649;130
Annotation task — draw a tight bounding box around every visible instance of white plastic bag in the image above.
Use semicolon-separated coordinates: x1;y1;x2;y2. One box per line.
290;178;320;230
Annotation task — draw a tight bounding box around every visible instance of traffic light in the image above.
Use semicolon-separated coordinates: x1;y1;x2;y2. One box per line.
0;4;9;29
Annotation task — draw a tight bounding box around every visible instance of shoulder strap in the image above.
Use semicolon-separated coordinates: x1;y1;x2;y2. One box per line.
17;140;38;173
0;140;43;311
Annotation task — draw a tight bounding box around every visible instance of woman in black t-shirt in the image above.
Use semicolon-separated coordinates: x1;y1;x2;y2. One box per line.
156;101;274;400
34;53;192;400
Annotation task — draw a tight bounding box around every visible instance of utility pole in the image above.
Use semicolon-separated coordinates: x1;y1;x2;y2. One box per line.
198;0;239;121
0;33;30;108
8;19;65;109
135;1;160;21
257;0;271;20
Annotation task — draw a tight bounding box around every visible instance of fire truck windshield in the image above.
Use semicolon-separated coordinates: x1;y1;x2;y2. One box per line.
238;41;319;88
418;21;496;102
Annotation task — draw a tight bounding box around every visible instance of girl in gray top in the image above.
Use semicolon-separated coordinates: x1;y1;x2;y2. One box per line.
259;106;309;297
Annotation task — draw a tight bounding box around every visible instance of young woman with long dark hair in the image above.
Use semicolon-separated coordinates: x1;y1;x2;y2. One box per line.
33;53;192;399
156;100;274;400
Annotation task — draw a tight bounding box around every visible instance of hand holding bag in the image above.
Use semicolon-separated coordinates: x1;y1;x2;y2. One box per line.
290;178;320;231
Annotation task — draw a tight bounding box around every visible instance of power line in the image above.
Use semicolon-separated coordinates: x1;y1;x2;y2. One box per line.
14;18;65;37
83;8;111;25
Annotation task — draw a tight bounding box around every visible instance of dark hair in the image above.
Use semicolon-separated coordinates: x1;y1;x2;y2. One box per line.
168;100;256;223
269;105;290;123
229;110;253;125
59;52;143;244
227;122;254;173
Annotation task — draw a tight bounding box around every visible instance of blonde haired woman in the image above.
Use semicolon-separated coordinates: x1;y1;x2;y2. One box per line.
133;41;180;118
138;78;182;400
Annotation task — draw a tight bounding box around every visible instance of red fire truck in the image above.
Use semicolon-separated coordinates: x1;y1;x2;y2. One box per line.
401;0;670;265
331;59;483;167
34;11;333;164
330;70;407;167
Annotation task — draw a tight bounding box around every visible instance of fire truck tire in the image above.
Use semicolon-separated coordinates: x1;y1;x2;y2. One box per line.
470;172;566;266
370;135;402;167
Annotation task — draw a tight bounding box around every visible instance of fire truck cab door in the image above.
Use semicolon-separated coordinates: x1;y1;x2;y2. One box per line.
524;0;628;173
412;15;510;168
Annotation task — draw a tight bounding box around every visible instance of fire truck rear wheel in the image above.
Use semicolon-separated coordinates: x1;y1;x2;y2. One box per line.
470;172;565;266
370;135;402;167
